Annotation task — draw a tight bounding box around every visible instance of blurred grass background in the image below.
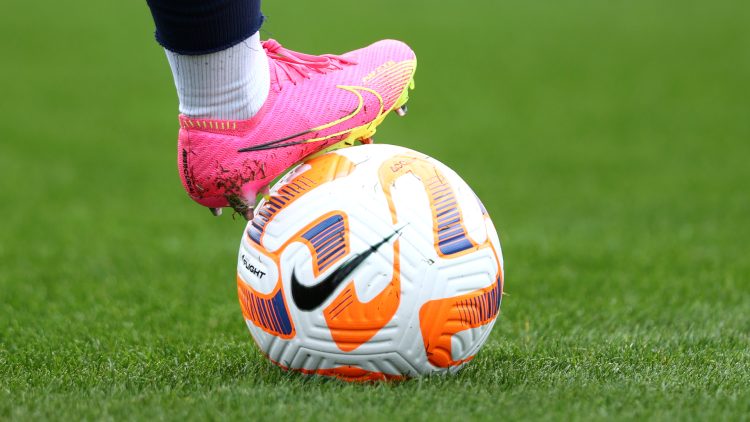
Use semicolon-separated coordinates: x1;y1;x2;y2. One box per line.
1;0;749;419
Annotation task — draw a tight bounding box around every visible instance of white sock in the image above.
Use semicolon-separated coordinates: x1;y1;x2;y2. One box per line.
165;32;270;120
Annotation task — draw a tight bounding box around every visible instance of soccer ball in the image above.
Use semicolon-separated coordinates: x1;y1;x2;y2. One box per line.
236;144;504;381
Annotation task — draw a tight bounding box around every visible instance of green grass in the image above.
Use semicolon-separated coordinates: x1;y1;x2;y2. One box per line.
1;0;749;420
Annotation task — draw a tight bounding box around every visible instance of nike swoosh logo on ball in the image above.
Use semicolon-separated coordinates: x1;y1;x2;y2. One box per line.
291;230;399;311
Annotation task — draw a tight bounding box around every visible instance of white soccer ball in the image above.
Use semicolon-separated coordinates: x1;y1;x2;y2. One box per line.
236;144;504;381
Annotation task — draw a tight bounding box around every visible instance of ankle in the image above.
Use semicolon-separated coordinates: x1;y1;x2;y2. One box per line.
165;32;270;120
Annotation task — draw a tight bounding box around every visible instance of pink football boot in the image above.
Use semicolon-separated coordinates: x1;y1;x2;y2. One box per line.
177;39;417;219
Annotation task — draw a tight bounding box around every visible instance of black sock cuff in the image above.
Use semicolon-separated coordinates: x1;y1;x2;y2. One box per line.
147;0;264;55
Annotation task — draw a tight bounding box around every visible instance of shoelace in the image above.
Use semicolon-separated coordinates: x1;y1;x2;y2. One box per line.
263;39;356;91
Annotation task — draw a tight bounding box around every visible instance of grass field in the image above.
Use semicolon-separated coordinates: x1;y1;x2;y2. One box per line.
1;0;749;420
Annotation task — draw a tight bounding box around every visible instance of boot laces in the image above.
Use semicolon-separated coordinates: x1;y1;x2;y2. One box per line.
263;39;356;92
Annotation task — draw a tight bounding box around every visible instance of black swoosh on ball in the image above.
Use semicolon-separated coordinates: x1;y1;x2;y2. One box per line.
291;230;400;311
